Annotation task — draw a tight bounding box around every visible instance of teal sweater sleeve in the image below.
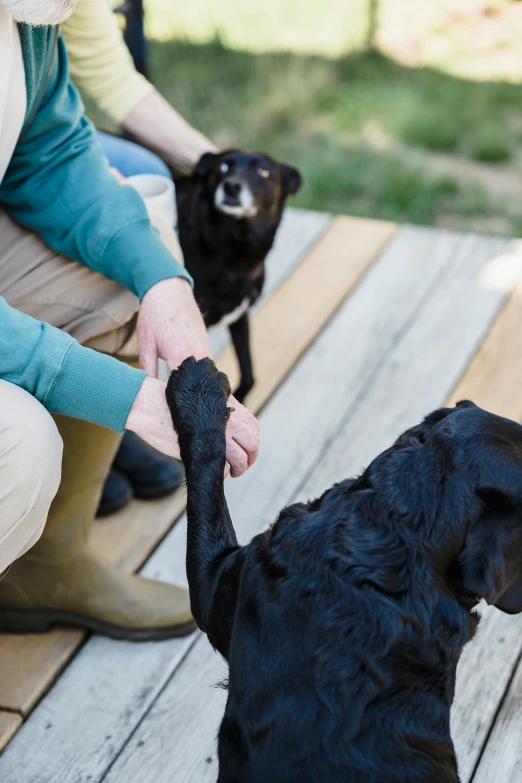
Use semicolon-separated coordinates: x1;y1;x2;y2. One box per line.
0;33;188;431
0;36;192;300
0;296;146;431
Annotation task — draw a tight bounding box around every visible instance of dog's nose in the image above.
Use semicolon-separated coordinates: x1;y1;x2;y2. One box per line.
223;179;242;198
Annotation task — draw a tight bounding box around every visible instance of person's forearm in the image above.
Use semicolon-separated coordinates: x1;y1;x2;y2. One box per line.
123;90;217;174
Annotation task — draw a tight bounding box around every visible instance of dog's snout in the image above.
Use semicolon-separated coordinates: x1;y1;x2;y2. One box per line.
223;178;242;198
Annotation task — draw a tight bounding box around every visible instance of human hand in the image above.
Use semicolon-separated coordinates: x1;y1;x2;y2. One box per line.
138;277;210;377
137;279;259;475
109;166;126;184
222;393;260;477
125;377;260;477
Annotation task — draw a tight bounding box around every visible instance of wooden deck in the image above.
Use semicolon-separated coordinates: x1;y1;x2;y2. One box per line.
1;208;522;781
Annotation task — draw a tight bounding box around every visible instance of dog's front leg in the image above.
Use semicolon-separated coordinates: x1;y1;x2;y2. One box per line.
166;357;244;658
229;312;254;404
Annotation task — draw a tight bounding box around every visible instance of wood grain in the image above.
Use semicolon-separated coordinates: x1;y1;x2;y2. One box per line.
451;608;522;782
447;242;522;419
0;713;21;754
90;490;187;572
0;630;83;719
299;232;518;499
216;216;397;413
472;655;522;783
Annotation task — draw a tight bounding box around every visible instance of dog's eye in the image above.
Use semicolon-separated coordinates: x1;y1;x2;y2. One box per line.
220;162;229;174
257;167;270;179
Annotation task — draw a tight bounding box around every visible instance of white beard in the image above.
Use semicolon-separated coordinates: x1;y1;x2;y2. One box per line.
1;0;76;25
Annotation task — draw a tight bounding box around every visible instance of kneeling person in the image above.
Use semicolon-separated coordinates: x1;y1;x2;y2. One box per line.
0;0;259;640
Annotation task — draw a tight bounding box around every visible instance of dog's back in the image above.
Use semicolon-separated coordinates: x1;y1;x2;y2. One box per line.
217;488;462;783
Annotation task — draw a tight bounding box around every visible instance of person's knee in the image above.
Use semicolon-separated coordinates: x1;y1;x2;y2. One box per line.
14;399;62;507
23;400;63;500
0;382;63;560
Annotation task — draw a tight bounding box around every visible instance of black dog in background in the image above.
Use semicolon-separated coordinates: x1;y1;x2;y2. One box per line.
175;150;302;402
167;357;522;783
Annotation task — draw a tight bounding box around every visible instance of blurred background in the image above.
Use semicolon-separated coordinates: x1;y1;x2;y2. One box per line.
95;0;522;235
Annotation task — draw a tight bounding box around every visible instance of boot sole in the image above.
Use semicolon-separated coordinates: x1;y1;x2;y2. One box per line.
0;608;197;641
130;476;184;500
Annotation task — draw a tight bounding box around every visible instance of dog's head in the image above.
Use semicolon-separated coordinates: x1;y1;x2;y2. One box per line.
389;401;522;614
193;150;302;220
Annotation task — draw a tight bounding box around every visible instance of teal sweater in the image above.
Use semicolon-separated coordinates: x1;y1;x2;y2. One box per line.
0;25;193;431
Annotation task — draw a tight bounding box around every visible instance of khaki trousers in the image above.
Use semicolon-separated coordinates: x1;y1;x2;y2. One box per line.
0;205;183;572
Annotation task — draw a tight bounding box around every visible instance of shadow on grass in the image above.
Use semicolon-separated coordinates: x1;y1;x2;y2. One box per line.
138;40;522;229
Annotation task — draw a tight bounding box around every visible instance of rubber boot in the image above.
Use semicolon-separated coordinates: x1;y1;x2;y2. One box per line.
0;414;195;641
97;468;134;517
114;432;185;499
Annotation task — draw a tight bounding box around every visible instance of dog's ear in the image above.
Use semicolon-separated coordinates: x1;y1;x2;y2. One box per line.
459;454;522;613
281;164;302;195
394;406;455;448
194;152;217;177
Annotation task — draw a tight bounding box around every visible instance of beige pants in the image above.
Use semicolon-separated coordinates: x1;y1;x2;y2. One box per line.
0;206;183;573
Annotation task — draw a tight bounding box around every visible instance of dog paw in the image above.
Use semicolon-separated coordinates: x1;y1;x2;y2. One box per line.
166;357;232;443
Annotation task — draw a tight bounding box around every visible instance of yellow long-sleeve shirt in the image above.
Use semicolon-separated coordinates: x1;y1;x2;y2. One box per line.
62;0;152;125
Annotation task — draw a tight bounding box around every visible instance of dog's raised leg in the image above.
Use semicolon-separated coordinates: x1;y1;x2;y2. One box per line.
166;357;245;659
229;312;254;404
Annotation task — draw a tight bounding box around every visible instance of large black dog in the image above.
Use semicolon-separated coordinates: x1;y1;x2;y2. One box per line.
176;150;302;402
167;357;522;783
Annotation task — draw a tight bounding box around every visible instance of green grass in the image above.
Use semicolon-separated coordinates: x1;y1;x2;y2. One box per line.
469;130;514;163
399;112;461;153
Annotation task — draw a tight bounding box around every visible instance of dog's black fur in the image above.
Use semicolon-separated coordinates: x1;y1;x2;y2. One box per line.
176;150;301;402
167;357;522;783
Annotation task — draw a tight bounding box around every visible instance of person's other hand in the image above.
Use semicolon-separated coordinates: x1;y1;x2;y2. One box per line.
223;393;260;477
138;277;210;376
108;166;126;184
125;377;260;477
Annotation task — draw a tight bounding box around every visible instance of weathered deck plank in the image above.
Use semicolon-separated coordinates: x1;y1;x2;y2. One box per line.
0;214;393;769
451;608;522;783
446;264;522;783
99;230;520;783
447;243;522;419
472;655;522;783
0;713;22;753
